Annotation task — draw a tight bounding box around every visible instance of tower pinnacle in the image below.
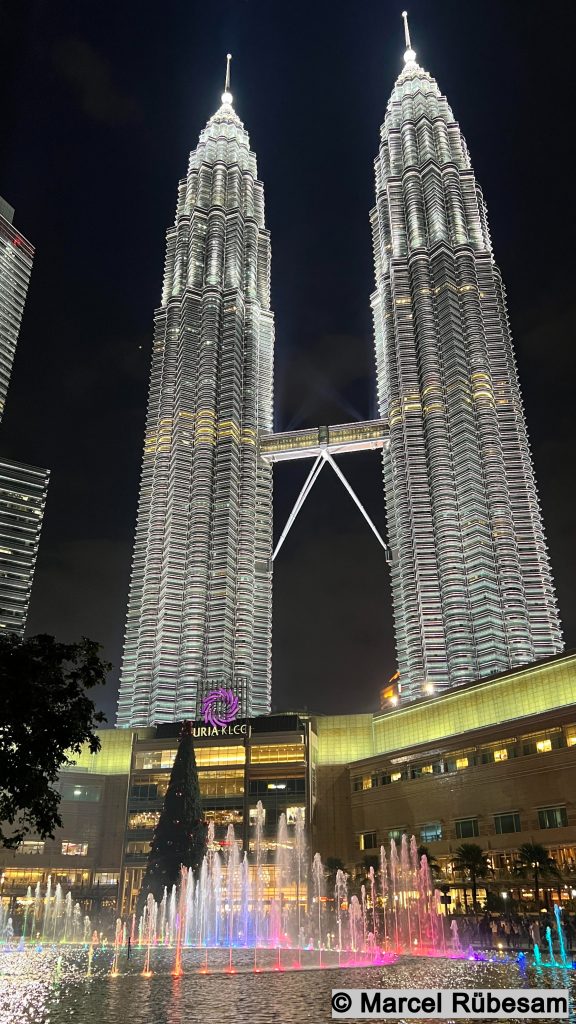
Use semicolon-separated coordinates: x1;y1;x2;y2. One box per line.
401;11;417;65
221;53;233;105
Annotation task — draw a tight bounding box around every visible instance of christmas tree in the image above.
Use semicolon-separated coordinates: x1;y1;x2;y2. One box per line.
137;721;206;911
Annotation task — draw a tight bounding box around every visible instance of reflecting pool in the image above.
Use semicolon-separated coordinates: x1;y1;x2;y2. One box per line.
1;947;575;1024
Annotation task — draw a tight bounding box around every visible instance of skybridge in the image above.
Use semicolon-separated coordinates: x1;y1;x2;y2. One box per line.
259;419;388;463
260;419;391;562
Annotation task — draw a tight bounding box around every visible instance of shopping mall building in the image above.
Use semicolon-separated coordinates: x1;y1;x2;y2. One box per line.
2;652;576;921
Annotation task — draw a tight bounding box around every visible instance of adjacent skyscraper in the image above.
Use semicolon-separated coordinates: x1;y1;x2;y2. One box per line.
0;198;49;636
0;197;34;424
370;16;563;700
118;59;274;727
0;458;49;636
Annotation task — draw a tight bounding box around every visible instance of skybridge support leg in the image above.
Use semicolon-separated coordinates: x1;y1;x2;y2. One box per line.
272;449;391;563
323;451;390;562
272;455;324;561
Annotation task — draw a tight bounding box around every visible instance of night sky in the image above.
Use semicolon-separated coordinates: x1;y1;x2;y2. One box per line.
1;0;575;722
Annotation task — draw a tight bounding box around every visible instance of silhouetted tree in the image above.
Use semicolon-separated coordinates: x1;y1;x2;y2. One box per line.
138;721;206;911
0;634;108;848
452;844;490;912
514;843;559;908
417;845;441;876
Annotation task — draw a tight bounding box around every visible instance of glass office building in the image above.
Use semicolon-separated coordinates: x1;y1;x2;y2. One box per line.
0;198;34;424
0;461;48;636
0;201;49;636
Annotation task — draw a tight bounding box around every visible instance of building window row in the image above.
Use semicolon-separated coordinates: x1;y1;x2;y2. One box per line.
132;741;306;773
358;806;569;849
351;726;576;792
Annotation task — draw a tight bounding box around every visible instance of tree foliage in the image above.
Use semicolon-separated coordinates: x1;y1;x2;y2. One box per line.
514;843;559;906
0;633;108;848
452;843;490;910
138;721;206;910
417;844;441;876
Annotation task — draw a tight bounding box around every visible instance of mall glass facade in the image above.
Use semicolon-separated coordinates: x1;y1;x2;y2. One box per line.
121;716;313;915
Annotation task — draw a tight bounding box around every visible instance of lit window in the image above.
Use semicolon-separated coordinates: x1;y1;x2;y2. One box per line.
285;806;305;825
536;739;552;753
362;776;373;790
128;811;160;831
390;772;402;783
61;783;101;802
421;765;433;774
126;841;151;855
493;748;508;762
94;873;119;886
195;746;246;767
18;841;44;855
61;842;88;856
199;770;244;797
359;831;377;851
134;749;177;770
250;743;304;764
204;808;243;826
249;807;266;826
455;757;469;770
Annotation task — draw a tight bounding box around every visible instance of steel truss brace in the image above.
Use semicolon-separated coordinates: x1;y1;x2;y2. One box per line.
272;450;390;563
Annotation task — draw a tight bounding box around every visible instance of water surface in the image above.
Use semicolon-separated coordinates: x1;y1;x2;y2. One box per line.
1;947;574;1024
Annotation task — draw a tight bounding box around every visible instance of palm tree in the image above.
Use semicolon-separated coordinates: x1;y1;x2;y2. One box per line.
452;844;490;913
418;845;441;877
514;844;559;908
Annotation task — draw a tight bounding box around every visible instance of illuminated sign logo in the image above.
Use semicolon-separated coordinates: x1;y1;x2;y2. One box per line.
201;688;239;729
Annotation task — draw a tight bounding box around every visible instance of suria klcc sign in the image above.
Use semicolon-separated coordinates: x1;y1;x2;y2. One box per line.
196;688;247;737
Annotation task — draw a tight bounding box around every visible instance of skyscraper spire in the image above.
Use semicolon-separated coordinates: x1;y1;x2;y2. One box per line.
222;52;233;105
401;10;417;65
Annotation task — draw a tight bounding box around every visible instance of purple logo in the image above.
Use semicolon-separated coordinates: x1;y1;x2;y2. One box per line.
201;688;239;728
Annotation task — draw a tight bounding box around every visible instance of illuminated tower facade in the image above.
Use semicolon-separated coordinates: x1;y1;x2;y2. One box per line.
0;197;34;423
0;198;49;636
370;17;562;700
118;59;274;726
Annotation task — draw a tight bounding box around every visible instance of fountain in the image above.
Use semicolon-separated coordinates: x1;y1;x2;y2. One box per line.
2;821;574;981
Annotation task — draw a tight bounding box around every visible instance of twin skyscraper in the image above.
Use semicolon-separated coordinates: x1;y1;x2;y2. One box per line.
117;22;562;728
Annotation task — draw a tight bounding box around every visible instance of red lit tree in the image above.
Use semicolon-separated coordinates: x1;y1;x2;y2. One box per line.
137;721;206;911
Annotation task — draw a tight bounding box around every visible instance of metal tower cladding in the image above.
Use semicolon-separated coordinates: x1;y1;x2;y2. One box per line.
370;16;563;701
117;58;274;727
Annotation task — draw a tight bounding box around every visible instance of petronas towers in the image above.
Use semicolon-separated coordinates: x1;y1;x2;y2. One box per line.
117;24;562;727
117;61;274;726
370;20;562;699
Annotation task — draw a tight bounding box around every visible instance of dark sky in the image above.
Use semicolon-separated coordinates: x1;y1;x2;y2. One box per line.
1;0;575;722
